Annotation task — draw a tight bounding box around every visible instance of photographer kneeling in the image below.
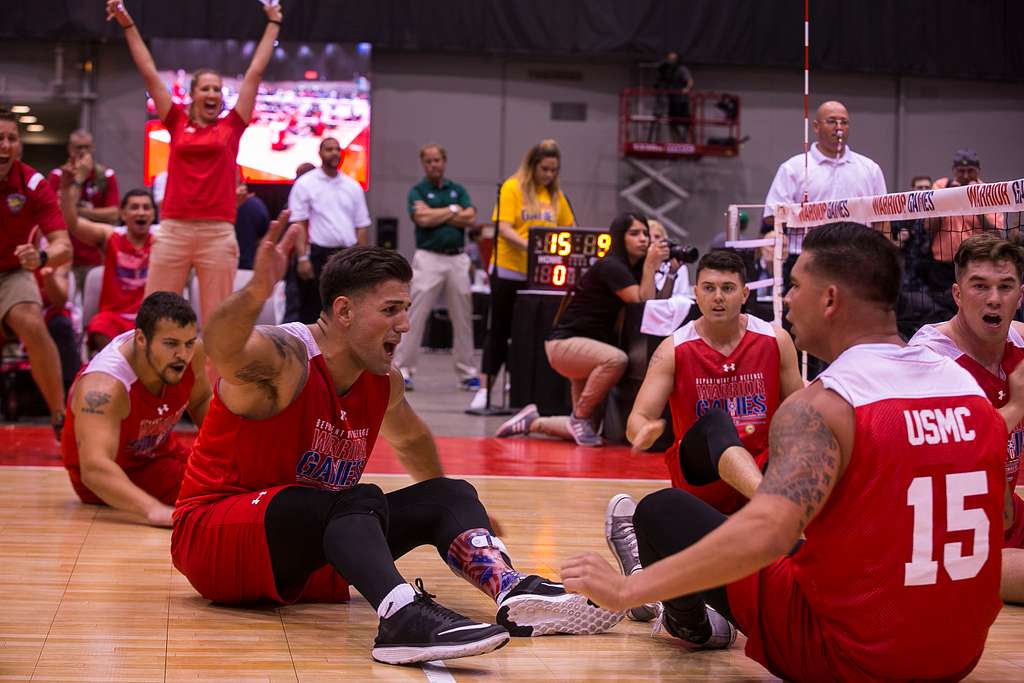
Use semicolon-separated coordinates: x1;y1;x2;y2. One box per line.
496;214;668;446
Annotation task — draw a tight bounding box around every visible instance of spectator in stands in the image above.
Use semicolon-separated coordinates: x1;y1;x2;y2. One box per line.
0;109;73;438
234;181;270;270
494;214;668;446
34;262;80;391
284;137;371;323
894;176;934;287
59;172;156;355
47;129;120;296
295;162;316;179
110;0;281;326
927;149;1004;262
762;100;887;376
470;139;576;411
394;143;478;391
648;220;690;299
655;52;694;142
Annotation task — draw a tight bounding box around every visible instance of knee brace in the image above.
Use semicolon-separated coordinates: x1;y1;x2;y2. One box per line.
679;408;743;486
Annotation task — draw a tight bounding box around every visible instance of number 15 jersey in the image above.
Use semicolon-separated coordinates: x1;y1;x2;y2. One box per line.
796;343;1004;678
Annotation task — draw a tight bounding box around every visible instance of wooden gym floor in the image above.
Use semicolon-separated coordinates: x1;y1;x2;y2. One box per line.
0;428;1022;682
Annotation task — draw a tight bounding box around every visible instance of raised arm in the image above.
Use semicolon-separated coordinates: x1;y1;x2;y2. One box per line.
72;374;174;527
627;336;675;450
379;368;444;481
186;341;213;426
203;211;305;419
107;1;172;121
58;165;113;249
234;2;282;123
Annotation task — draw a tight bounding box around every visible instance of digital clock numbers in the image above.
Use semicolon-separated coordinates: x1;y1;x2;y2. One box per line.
526;227;612;291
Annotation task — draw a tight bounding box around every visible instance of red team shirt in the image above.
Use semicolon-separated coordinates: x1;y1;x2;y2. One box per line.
667;314;780;513
47;165;120;267
728;344;1004;681
160;105;247;223
61;330;195;506
1;161;64;272
87;230;154;340
172;323;391;604
911;323;1024;548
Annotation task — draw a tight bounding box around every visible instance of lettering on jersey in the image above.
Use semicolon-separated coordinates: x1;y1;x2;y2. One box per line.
128;402;187;457
295;418;370;490
694;372;768;427
903;408;976;446
1008;426;1023;484
114;248;149;291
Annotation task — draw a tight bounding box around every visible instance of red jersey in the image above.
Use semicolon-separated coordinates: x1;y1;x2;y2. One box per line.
666;315;780;506
62;330;195;492
1;161;65;272
48;165;120;266
174;323;391;519
160;105;247;223
793;344;1003;679
911;323;1024;490
99;228;153;319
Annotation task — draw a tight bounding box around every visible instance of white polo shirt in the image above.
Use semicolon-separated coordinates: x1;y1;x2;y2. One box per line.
288;168;371;248
763;143;887;252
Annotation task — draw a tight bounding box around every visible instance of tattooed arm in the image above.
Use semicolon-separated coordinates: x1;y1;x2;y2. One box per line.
562;383;852;612
71;374;173;527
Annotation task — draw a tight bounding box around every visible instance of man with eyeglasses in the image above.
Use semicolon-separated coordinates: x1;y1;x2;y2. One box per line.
761;101;887;377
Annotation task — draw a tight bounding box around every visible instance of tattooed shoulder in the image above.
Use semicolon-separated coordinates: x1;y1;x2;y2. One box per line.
759;396;842;531
233;325;308;403
81;390;112;415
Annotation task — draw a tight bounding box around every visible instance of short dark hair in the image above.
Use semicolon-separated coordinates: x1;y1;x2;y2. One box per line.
801;222;902;310
696;249;746;282
910;175;932;187
135;292;197;340
954;233;1024;282
319;246;413;311
120;188;155;209
0;108;20;133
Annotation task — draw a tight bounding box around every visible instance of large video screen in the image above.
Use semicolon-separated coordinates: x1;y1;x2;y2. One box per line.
144;39;371;188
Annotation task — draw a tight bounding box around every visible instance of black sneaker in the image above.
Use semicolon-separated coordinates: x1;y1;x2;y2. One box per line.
655;603;736;650
372;579;510;665
495;574;625;637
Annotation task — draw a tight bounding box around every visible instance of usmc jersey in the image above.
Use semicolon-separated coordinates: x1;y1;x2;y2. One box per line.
666;314;780;512
62;330;195;499
175;323;391;518
910;323;1024;489
792;344;1003;679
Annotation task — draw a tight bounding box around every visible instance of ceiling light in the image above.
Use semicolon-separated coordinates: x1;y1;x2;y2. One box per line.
11;105;31;114
26;124;45;132
18;115;38;124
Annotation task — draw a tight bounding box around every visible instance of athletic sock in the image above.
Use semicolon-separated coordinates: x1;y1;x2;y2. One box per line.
376;582;417;620
446;528;525;602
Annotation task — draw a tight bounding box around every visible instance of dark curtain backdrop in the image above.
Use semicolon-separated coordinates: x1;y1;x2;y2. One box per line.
3;0;1022;82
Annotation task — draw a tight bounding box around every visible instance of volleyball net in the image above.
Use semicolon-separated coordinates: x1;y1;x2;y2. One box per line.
724;177;1024;341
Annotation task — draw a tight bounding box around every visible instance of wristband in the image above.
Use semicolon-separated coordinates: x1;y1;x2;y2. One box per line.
268;19;282;26
38;250;49;268
298;255;310;262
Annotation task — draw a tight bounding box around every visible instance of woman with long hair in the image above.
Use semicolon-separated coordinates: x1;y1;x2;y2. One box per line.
107;0;281;327
470;139;575;410
494;213;668;445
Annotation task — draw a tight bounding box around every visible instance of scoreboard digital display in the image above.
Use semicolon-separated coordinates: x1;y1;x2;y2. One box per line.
526;227;612;291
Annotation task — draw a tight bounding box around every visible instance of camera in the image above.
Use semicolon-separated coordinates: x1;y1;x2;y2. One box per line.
667;241;699;263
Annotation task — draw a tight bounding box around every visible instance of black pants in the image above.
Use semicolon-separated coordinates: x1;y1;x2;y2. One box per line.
480;273;526;377
47;315;80;392
264;477;492;608
283;243;347;324
633;488;737;625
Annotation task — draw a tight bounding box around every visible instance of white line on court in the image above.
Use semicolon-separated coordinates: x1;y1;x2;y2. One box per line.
421;660;456;683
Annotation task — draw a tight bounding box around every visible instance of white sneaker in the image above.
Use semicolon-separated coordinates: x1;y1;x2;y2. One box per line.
469;387;488;411
605;494;659;622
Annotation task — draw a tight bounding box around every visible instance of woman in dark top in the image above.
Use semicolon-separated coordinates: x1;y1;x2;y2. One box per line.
495;213;668;446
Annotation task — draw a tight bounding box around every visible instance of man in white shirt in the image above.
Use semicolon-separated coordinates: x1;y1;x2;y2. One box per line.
763;100;887;378
763;101;887;254
286;137;371;322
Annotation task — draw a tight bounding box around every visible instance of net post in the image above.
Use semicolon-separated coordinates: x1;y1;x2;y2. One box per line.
772;216;785;325
726;205;740;242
